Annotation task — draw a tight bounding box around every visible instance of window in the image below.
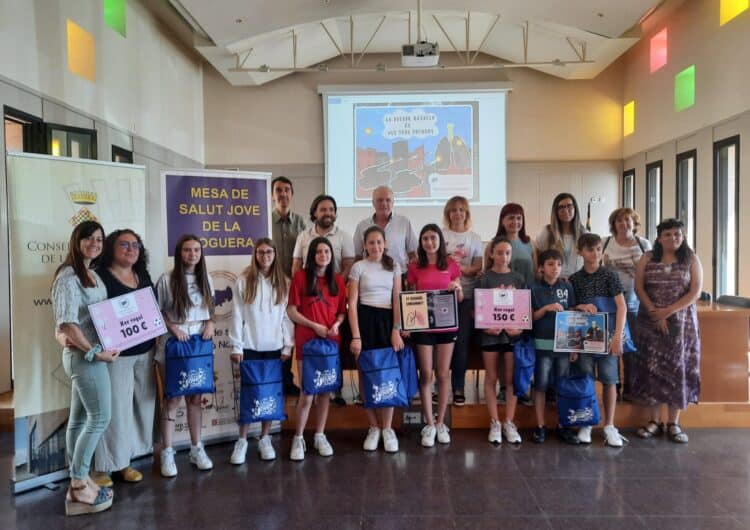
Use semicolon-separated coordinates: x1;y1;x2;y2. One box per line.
622;169;635;208
713;136;739;297
676;150;696;250
3;106;46;153
112;145;133;164
46;123;97;159
645;161;662;241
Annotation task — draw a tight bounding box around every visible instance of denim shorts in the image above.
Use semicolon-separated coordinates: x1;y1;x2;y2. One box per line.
576;353;619;385
533;350;570;391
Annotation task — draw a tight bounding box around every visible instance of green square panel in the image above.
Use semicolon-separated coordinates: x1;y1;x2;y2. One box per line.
103;0;126;37
674;65;695;111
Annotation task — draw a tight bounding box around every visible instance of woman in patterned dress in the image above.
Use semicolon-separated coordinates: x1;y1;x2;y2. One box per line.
632;219;702;443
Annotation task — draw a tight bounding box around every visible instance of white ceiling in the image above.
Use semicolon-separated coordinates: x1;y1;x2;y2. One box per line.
171;0;664;86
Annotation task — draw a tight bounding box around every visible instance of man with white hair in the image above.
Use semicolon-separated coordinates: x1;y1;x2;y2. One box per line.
352;186;417;271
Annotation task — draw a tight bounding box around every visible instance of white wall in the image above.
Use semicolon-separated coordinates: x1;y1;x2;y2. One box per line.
621;0;750;158
0;0;206;393
204;52;624;164
620;1;750;296
0;0;204;162
203;51;624;240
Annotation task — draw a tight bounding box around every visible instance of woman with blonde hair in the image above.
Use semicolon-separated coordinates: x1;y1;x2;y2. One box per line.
442;196;483;406
535;193;586;279
602;207;651;397
229;238;293;463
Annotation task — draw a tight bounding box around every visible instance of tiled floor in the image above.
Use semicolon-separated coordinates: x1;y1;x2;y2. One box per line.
1;427;749;529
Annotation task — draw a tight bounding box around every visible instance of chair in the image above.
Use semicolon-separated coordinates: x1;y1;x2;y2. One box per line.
715;295;750;308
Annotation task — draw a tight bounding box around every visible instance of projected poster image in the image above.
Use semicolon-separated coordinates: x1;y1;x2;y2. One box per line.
354;103;477;201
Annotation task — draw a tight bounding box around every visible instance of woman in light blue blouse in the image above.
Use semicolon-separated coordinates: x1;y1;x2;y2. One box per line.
52;221;120;516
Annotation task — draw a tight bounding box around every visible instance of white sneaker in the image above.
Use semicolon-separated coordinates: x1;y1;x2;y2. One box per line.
436;423;451;444
488;419;503;444
503;421;522;444
603;424;626;447
189;443;214;470
577;426;593;444
313;433;334;457
160;447;177;477
258;435;276;460
420;425;437;447
230;438;248;465
382;428;399;453
363;427;381;451
290;435;306;461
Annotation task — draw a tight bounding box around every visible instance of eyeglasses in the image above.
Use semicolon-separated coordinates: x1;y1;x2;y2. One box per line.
557;203;575;211
256;249;275;256
118;241;143;250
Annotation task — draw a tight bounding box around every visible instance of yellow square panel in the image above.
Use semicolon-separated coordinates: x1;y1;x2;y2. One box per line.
623;101;635;137
67;19;96;82
720;0;749;26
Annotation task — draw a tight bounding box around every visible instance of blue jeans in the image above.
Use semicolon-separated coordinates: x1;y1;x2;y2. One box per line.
63;349;112;480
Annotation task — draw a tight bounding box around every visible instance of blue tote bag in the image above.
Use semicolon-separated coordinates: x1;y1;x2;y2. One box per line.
165;334;215;398
358;348;408;408
301;338;342;395
239;359;286;423
513;335;536;397
398;345;419;403
556;373;601;427
592;296;637;353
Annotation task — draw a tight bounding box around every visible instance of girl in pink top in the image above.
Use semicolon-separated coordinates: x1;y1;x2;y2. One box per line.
406;224;463;447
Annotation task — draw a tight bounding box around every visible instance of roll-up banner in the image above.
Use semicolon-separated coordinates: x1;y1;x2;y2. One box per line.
7;153;146;493
160;170;272;446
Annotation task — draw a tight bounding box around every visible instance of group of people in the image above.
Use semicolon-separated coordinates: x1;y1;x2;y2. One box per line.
51;177;703;516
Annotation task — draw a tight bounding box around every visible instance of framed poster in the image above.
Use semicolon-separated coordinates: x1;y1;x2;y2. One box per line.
400;290;458;332
553;312;608;354
474;288;532;330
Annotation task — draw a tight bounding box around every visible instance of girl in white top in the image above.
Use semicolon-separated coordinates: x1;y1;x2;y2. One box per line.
228;238;293;464
348;226;404;453
441;196;483;405
155;235;215;478
535;193;587;279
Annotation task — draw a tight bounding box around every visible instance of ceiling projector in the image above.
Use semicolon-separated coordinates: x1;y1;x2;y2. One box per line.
401;41;440;67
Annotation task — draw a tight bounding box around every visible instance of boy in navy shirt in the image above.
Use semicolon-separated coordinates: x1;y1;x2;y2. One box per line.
569;233;627;447
531;249;578;444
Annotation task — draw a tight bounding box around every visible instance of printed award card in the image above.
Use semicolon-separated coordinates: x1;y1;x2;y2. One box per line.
89;287;167;351
400;290;458;332
553;311;608;354
474;288;532;330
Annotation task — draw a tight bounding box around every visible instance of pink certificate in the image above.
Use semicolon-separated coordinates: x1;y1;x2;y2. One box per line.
474;288;532;330
88;287;167;351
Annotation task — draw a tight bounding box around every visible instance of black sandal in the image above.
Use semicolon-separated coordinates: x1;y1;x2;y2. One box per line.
636;420;664;439
667;423;689;443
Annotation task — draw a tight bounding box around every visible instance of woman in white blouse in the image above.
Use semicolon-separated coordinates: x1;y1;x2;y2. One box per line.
228;238;293;464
